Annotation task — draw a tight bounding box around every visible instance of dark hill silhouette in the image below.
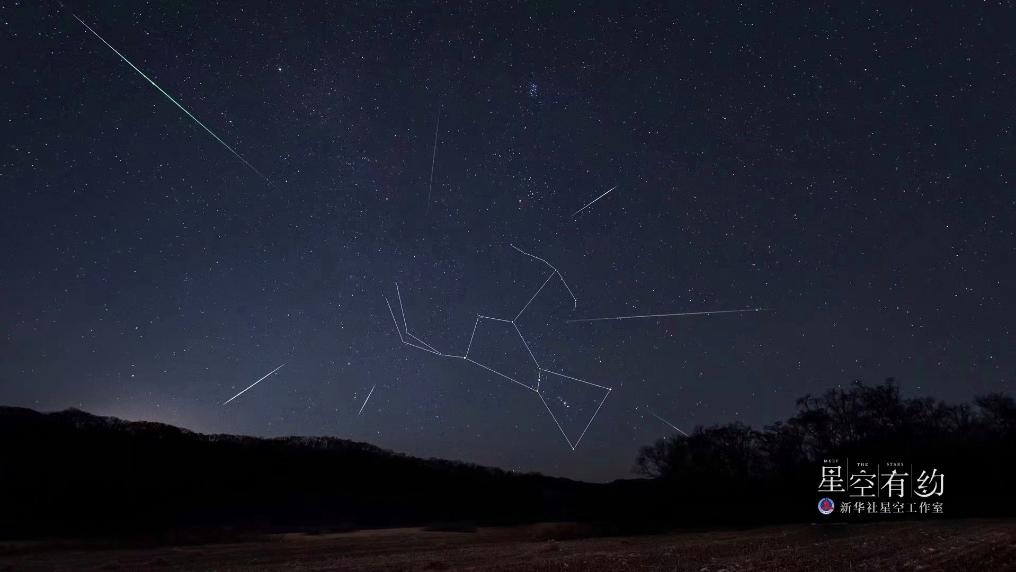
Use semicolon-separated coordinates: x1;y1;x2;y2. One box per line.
0;406;612;540
1;380;1013;541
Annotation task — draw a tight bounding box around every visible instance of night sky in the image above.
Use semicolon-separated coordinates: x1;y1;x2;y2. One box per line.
2;2;1013;482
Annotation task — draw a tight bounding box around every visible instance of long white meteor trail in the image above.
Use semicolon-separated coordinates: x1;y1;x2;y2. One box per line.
66;11;269;184
572;185;618;218
566;308;765;323
358;384;376;416
223;363;286;405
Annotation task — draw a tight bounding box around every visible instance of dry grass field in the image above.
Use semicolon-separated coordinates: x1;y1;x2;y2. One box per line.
1;518;1014;571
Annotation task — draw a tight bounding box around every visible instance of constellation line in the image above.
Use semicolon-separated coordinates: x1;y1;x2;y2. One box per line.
384;293;446;357
513;322;540;368
539;368;612;391
538;391;576;449
465;357;537;391
384;245;613;449
572;388;612;449
516;271;555;321
509;243;577;309
465;317;480;357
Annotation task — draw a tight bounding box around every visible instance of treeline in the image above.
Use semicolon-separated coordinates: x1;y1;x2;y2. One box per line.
634;380;1016;522
0;380;1012;541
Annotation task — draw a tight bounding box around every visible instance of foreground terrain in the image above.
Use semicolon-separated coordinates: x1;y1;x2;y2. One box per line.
1;518;1013;571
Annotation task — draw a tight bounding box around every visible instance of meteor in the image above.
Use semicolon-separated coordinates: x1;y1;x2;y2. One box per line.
223;363;286;405
572;185;618;218
64;9;270;184
566;308;765;323
358;384;376;416
648;410;689;437
425;111;441;211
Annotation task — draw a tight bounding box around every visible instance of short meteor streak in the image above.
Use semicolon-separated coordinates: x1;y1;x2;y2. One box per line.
649;410;689;437
65;10;269;183
358;384;376;415
566;308;765;323
223;363;286;405
426;111;441;211
572;185;618;218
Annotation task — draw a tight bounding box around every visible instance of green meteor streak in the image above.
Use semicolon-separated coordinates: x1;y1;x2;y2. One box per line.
67;11;269;183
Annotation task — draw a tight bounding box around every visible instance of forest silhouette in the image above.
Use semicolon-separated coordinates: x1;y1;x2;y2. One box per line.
1;379;1012;541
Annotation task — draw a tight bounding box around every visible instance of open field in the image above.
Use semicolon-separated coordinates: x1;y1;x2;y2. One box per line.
1;518;1014;571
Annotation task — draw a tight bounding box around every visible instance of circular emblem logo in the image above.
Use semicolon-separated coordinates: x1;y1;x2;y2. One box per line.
817;497;835;515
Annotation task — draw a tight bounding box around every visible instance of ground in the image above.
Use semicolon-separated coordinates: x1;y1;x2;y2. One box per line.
1;519;1014;571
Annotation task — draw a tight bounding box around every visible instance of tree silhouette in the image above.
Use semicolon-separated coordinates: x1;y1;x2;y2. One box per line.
634;379;1015;522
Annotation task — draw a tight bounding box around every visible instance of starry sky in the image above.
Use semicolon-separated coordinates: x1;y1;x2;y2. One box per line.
2;2;1013;482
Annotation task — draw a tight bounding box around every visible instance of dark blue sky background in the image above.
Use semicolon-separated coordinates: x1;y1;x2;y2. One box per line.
1;2;1013;481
